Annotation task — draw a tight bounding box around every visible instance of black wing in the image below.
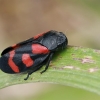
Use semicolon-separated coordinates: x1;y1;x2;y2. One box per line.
1;37;34;56
0;43;50;74
1;30;54;56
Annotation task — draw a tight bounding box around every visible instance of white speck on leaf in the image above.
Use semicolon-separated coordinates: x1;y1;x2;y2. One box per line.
63;66;74;69
88;67;99;72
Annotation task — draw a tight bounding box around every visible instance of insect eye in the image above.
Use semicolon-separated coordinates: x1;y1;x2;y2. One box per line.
57;36;64;45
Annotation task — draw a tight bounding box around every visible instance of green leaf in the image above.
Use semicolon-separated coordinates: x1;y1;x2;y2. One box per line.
0;46;100;95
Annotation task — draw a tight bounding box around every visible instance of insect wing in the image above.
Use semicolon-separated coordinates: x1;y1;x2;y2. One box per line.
0;43;50;74
1;30;50;56
1;37;34;56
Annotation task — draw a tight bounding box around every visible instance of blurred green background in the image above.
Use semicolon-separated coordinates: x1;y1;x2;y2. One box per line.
0;0;100;100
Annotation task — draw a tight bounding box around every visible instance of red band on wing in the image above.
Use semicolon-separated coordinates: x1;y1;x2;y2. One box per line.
32;44;50;54
12;44;19;49
22;54;34;67
8;50;19;73
33;31;48;39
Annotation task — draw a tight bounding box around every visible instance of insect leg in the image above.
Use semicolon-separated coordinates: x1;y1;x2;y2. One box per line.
24;63;45;80
40;52;54;74
24;53;53;80
24;73;30;80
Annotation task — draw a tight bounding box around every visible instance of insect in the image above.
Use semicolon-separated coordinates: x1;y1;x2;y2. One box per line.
0;30;68;80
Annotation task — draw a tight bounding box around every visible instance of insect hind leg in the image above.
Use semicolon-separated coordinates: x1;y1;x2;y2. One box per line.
40;53;53;74
24;73;30;80
24;53;54;80
24;63;45;80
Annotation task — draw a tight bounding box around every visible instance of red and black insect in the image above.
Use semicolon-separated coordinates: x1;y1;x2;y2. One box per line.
0;30;68;80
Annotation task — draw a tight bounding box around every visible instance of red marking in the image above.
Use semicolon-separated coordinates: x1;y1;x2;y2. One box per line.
8;50;19;73
32;44;50;54
12;44;19;49
34;31;48;39
22;54;34;67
